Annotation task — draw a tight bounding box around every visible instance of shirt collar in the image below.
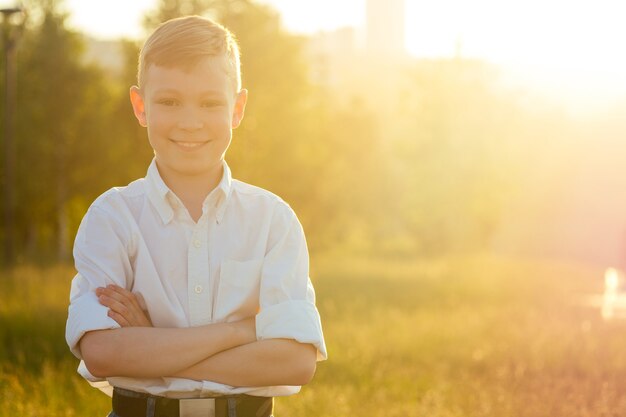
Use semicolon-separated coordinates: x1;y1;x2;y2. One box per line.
145;158;233;225
145;159;173;224
215;161;233;224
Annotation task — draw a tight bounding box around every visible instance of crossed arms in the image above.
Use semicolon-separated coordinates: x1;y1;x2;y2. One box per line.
79;285;317;387
72;201;323;388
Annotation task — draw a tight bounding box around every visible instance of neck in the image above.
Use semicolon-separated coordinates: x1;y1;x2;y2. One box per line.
156;161;224;207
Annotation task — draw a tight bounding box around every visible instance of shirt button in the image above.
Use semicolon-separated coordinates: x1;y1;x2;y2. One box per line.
194;285;203;294
193;240;201;248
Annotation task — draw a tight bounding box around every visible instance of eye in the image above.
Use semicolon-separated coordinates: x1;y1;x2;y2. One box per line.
157;98;179;107
201;100;223;108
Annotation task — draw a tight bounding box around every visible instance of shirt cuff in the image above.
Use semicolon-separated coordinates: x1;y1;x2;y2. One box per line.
66;291;121;359
255;300;327;361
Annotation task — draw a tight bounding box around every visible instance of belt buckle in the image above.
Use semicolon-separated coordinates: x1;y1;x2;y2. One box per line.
179;398;216;417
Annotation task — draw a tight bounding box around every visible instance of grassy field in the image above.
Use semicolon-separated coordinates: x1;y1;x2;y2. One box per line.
1;254;625;416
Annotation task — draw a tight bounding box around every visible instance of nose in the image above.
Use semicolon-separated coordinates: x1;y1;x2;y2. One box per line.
177;108;204;131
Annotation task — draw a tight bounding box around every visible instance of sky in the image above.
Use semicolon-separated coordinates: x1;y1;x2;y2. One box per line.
63;0;626;111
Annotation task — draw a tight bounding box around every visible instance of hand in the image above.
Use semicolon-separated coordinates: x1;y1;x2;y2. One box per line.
96;285;153;327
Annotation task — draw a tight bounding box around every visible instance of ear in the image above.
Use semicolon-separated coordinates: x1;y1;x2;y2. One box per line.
129;86;147;127
231;89;248;129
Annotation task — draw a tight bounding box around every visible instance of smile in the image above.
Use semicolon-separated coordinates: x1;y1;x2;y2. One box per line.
170;140;209;150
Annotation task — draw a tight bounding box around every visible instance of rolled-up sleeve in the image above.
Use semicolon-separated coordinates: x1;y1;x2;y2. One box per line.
66;203;133;359
255;203;327;361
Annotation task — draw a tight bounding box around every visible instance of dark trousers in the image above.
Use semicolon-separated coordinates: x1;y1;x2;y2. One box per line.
108;413;275;417
107;387;274;417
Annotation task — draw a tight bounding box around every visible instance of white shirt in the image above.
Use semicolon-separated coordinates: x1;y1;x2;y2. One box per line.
65;159;327;398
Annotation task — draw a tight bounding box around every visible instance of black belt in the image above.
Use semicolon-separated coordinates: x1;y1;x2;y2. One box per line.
112;387;273;417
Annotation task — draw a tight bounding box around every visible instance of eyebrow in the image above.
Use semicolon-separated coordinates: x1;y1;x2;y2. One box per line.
152;88;180;95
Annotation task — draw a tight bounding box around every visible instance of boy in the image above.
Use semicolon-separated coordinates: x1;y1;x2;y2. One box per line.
65;15;327;417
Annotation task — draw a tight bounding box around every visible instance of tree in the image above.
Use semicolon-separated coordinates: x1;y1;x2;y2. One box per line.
12;0;116;261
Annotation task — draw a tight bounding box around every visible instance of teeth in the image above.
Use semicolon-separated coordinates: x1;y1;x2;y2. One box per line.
176;142;203;148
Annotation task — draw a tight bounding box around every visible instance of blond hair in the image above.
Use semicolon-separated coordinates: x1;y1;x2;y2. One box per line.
138;15;241;92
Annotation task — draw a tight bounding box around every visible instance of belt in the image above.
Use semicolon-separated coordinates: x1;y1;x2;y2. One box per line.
112;387;273;417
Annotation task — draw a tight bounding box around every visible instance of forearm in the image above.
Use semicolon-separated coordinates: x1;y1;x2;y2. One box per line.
172;339;317;387
80;322;253;378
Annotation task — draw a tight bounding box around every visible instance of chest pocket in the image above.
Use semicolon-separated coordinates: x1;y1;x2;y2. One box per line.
215;258;263;320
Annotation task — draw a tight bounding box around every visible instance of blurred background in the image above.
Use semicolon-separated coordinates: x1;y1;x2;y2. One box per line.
1;0;626;266
1;0;626;267
1;0;626;415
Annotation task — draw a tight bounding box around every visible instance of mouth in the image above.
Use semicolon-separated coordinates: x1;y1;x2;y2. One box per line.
169;139;209;150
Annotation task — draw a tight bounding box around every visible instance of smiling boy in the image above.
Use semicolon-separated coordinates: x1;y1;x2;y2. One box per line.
65;16;327;417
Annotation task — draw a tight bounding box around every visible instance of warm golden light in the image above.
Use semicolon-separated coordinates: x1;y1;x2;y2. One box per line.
7;1;626;415
605;268;620;292
65;0;626;112
603;267;626;320
404;0;626;109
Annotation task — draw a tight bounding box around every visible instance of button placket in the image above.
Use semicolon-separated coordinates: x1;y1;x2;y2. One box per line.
188;220;211;326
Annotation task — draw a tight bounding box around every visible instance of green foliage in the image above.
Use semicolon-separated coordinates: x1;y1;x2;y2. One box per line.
2;1;151;263
12;3;113;261
0;0;560;263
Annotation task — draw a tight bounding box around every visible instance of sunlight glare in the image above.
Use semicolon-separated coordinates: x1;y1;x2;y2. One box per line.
405;0;626;110
64;0;155;39
62;0;626;111
603;267;624;320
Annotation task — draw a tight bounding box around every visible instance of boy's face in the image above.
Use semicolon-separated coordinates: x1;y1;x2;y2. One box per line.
129;56;247;181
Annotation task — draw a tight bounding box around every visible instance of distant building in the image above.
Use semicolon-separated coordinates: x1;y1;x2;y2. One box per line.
303;0;411;114
366;0;405;57
306;27;358;88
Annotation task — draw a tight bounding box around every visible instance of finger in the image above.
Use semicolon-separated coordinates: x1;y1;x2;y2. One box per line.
109;285;144;312
133;292;148;311
102;286;143;318
110;285;146;325
98;286;130;307
106;284;130;296
128;292;152;326
107;285;136;304
98;294;130;317
100;286;151;326
102;287;148;326
107;309;131;327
